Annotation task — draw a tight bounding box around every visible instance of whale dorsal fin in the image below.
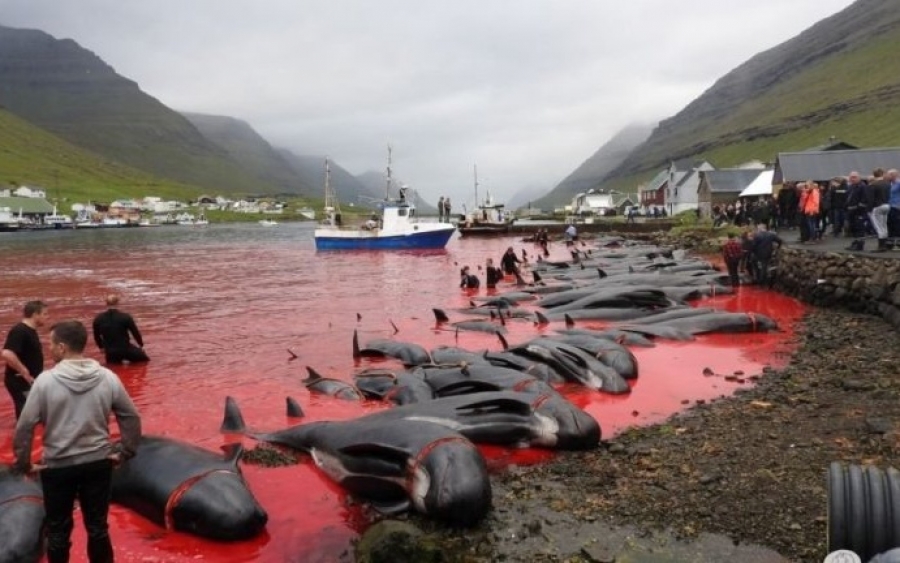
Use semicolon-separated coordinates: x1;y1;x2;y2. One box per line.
286;396;305;418
220;396;246;433
433;308;450;323
303;366;324;384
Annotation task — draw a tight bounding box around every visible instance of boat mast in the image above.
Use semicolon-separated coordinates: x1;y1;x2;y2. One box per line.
385;145;393;201
474;164;479;208
324;157;341;220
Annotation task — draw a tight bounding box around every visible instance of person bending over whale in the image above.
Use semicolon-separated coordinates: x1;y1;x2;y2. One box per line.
92;294;149;364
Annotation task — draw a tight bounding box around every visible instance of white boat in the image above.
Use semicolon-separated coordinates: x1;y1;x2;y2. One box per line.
44;206;75;229
313;148;456;251
259;219;279;226
459;165;515;237
0;207;20;232
176;212;209;226
297;207;316;220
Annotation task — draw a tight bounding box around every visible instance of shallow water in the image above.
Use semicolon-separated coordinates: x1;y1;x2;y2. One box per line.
0;224;805;562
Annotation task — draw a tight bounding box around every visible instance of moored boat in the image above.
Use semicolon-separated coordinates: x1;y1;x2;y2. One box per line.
314;149;456;251
459;165;515;237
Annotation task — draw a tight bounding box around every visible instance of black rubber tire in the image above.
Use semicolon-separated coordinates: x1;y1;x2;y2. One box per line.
847;463;867;557
868;465;889;557
827;463;900;561
828;461;848;553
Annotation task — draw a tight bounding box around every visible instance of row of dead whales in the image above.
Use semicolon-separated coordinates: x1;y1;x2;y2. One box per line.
1;239;787;562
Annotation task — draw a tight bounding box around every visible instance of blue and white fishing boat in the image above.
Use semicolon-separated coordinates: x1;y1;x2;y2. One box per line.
314;148;456;251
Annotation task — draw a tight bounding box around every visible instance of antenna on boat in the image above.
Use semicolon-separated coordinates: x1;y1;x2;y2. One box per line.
474;164;479;208
385;145;393;201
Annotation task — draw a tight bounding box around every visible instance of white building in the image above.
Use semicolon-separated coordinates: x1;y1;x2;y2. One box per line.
13;185;47;199
665;159;714;216
571;190;616;216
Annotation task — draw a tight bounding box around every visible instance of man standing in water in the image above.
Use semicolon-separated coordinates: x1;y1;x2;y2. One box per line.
92;294;149;364
2;300;48;419
14;319;141;563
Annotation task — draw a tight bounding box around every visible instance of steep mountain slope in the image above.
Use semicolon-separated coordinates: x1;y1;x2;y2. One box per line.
533;122;655;209
277;150;382;207
182;113;316;196
0;107;204;203
0;24;271;195
605;0;900;185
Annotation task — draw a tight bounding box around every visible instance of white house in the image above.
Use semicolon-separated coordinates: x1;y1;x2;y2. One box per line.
571;190;616;216
665;159;714;216
13;185;47;199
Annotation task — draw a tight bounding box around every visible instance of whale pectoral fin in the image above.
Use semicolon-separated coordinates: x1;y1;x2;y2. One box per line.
457;397;531;417
367;497;412;515
435;380;499;396
338;443;410;468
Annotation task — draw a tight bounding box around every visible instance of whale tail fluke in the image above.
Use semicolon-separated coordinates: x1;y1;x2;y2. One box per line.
287;349;299;362
286;396;305;418
221;396;246;433
390;320;400;335
433;308;450;323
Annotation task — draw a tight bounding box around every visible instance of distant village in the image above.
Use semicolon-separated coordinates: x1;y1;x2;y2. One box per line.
3;140;897;232
561;140;899;222
0;185;313;232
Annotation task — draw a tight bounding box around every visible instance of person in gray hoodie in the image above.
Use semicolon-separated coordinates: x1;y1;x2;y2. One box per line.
14;320;141;563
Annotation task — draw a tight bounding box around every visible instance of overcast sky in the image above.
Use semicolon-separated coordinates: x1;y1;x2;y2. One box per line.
2;0;856;205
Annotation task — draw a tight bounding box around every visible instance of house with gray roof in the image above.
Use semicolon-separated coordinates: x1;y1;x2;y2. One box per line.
697;169;766;218
665;159;714;216
773;148;900;185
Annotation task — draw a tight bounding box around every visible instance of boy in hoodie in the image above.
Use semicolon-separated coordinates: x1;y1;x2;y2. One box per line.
14;320;142;563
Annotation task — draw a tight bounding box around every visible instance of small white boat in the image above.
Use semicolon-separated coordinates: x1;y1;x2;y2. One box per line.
313;148;456;251
176;212;209;226
259;219;279;227
44;206;75;229
297;207;316;220
459;165;515;237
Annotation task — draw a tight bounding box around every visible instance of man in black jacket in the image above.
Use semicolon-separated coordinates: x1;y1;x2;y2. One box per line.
92;295;149;364
844;171;868;251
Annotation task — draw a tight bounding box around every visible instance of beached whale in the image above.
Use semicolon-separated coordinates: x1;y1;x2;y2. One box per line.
223;399;491;526
353;367;435;404
432;308;509;334
627;311;779;335
0;466;44;563
110;436;268;541
303;366;364;400
417;364;559;398
507;338;631;394
353;330;432;365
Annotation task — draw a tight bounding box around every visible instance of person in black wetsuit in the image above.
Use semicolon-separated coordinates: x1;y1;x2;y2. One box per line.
92;294;149;364
459;266;480;289
2;300;48;419
485;258;504;289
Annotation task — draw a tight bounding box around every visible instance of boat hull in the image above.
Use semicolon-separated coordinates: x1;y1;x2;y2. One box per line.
314;226;455;250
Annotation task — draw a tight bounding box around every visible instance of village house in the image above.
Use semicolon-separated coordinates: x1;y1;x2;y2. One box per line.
638;169;667;214
697;169;766;218
571;189;616;217
773;147;900;187
665;159;714;216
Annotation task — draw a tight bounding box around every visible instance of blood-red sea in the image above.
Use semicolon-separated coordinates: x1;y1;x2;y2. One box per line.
0;224;806;562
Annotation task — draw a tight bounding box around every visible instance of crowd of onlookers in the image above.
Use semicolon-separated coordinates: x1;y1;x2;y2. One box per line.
714;167;900;252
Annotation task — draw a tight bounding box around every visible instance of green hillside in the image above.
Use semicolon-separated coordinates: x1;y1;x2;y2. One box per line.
0;107;207;203
0;25;279;195
605;0;900;184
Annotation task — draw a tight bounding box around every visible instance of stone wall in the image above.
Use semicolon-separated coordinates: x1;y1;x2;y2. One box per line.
774;247;900;328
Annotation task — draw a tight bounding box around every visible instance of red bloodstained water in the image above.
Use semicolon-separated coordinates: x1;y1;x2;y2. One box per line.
0;225;805;562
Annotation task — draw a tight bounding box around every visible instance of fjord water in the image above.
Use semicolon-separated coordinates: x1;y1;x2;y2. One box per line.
0;223;805;562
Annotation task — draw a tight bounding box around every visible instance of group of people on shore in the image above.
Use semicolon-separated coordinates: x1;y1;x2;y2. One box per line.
721;224;783;287
715;167;900;253
2;295;148;562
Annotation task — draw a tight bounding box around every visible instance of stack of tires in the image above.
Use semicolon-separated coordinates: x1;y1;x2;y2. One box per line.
828;462;900;561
